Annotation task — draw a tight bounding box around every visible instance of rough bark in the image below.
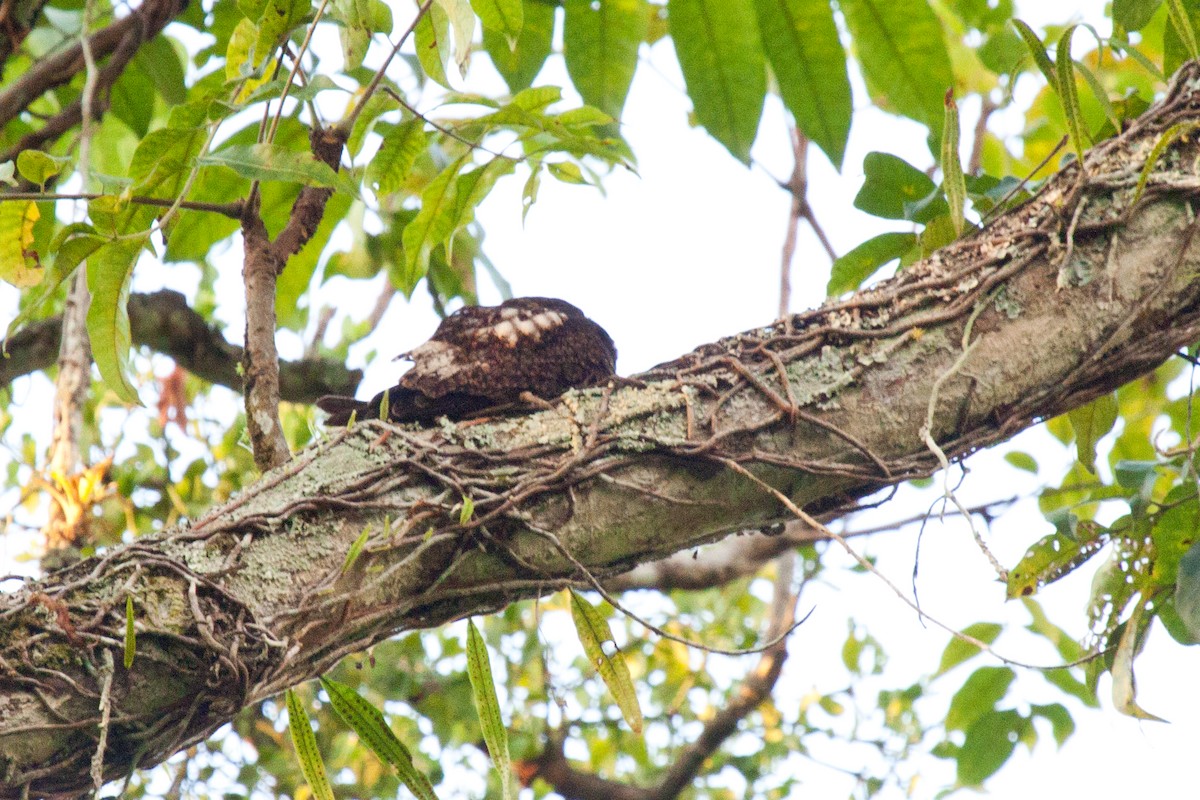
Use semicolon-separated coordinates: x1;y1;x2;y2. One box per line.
6;62;1200;800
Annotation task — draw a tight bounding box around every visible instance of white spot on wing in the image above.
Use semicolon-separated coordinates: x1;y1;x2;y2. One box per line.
405;340;459;379
513;318;538;336
491;319;519;345
533;311;565;330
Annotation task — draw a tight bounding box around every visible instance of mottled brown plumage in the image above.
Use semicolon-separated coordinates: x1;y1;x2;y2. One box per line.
316;297;617;425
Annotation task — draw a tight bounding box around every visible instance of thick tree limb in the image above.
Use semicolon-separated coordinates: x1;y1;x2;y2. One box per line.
0;290;363;402
7;62;1200;800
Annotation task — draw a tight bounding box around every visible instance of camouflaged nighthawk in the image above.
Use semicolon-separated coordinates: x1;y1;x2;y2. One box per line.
316;297;617;425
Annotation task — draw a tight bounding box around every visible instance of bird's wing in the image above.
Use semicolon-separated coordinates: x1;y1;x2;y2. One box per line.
397;301;576;400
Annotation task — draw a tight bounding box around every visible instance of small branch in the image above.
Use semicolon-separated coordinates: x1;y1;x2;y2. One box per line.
779;127;807;317
968;96;998;176
339;0;434;136
1;290;361;401
240;207;292;471
0;0;186;130
0;192;243;218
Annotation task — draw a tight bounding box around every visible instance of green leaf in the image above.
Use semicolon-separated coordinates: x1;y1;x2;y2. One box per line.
1006;520;1106;599
957;709;1024;786
1165;0;1200;75
668;0;766;163
1030;702;1075;747
255;0;311;63
945;666;1015;733
545;160;587;184
1113;0;1163;31
751;0;850;168
484;0;553;93
839;0;952;130
1166;0;1199;61
137;35;188;105
1004;451;1038;473
129;126;206;199
1174;540;1200;643
1067;392;1117;473
320;677;440;800
563;0;648;122
853;152;943;222
86;238;146;405
466;620;513;800
1133;121;1200;208
473;0;523;45
1011;19;1056;89
941;90;966;238
110;56;157;138
416;2;454;87
285;689;336;800
401;155;468;290
1055;26;1088;164
367;119;431;196
934;622;1002;677
335;0;393;70
343;524;372;572
199;144;357;195
0;201;42;287
459;495;474;524
123;595;136;668
569;590;644;734
16;150;67;188
826;231;916;296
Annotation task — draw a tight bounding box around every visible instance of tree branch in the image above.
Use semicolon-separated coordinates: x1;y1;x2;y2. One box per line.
0;290;362;402
0;0;185;127
7;59;1200;800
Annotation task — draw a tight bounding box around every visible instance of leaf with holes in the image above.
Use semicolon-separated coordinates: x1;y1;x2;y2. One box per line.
1006;519;1106;599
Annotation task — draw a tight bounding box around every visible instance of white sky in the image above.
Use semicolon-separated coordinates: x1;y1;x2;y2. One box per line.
4;0;1198;798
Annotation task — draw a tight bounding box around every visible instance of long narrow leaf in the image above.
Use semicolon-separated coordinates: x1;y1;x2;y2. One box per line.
1055;26;1088;165
123;595;136;669
466;621;512;800
320;677;439;800
569;590;644;734
1166;0;1200;61
1011;19;1056;89
941;89;966;238
285;689;336;800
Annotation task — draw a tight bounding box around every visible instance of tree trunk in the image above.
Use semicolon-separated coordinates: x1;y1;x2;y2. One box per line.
6;62;1200;800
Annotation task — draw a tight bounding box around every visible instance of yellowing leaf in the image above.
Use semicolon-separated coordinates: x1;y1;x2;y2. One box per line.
0;201;42;287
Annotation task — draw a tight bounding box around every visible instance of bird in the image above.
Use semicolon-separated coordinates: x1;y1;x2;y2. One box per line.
316;297;618;425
